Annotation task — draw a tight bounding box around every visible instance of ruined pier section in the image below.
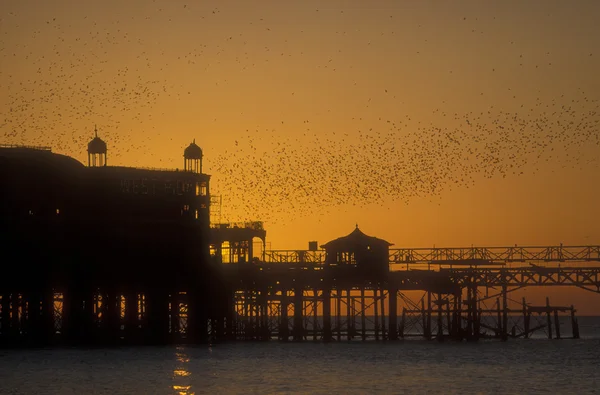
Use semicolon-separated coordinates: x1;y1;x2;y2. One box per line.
220;228;599;342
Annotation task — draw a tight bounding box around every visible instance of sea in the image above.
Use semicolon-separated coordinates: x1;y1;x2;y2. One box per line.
1;317;599;395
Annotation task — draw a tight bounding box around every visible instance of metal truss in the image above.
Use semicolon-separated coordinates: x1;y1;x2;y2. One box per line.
447;267;600;292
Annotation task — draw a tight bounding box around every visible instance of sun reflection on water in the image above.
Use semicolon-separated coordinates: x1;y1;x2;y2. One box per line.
173;346;193;395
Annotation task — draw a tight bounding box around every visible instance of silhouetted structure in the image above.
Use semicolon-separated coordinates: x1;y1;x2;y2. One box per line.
0;137;230;347
0;140;598;347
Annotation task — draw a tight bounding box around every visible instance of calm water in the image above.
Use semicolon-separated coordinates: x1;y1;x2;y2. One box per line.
1;318;600;395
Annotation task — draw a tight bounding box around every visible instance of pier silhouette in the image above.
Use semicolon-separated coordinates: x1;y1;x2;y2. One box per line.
0;140;598;347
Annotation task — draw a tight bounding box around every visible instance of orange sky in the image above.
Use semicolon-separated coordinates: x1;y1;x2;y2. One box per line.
1;0;599;295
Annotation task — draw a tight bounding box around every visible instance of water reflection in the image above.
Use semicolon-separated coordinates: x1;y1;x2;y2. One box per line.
173;346;193;395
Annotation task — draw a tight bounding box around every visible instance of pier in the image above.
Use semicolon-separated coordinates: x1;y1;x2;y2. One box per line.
219;232;598;342
1;142;599;347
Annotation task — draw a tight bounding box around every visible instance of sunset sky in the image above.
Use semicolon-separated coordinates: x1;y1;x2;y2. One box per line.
2;0;599;255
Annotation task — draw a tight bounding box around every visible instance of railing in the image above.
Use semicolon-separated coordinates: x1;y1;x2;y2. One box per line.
0;144;52;151
264;250;325;264
211;221;265;231
389;246;600;265
256;246;600;267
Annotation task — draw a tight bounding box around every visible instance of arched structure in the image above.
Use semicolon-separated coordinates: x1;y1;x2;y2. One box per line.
88;126;107;167
184;140;203;174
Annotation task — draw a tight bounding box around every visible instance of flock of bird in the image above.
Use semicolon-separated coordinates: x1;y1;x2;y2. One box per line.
208;98;599;224
1;3;599;225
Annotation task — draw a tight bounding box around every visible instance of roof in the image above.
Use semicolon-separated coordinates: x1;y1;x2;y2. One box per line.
320;226;393;250
88;132;107;154
184;139;203;159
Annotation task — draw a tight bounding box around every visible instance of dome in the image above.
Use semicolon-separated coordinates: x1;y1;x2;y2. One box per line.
184;139;203;159
320;225;393;251
88;129;107;154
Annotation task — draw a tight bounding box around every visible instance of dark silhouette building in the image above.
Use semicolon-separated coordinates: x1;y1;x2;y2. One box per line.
0;135;228;346
322;225;392;279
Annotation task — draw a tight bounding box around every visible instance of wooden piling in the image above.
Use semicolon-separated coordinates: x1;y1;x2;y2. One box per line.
437;293;444;341
374;289;380;341
570;305;579;339
554;309;561;340
522;298;529;339
360;288;366;341
336;289;341;341
546;297;553;340
388;288;398;340
323;287;332;342
293;286;303;341
501;285;508;341
312;289;318;342
380;289;386;340
399;307;405;339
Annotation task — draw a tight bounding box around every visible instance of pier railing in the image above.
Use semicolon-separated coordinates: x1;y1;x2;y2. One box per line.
258;245;600;268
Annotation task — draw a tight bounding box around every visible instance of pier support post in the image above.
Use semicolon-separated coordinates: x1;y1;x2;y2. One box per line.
280;291;289;341
546;297;553;340
336;289;341;341
380;289;386;340
437;293;444;341
146;289;170;345
312;289;318;342
323;287;332;342
554;309;561;340
388;288;398;340
293;286;303;341
571;305;579;339
360;288;366;341
124;291;138;344
374;289;380;341
501;284;508;341
399;307;405;339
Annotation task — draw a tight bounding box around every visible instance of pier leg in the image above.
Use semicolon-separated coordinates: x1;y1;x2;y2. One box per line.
446;296;452;338
1;293;11;342
336;289;341;342
453;293;460;340
546;297;553;340
496;297;502;338
501;285;508;341
380;289;386;341
293;287;303;341
374;289;379;341
399;307;405;339
571;306;579;339
437;293;443;341
522;298;529;339
421;298;427;339
554;309;561;340
281;291;289;341
360;288;366;341
323;287;331;342
345;289;351;341
261;289;269;341
312;289;318;342
146;290;170;345
124;291;138;344
388;288;398;341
